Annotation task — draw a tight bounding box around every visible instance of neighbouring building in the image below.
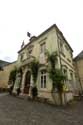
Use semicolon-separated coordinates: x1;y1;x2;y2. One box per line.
74;50;83;93
0;60;9;70
0;61;17;88
14;24;76;103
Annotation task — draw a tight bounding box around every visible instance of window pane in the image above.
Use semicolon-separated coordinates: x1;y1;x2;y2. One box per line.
44;76;46;88
41;76;43;88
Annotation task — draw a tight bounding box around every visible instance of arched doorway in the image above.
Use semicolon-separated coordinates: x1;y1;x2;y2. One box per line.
24;71;31;94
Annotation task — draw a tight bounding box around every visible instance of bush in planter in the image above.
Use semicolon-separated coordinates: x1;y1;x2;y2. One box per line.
30;58;39;99
31;86;38;99
16;88;21;96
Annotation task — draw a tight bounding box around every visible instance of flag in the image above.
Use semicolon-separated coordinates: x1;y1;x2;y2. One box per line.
21;40;25;48
27;32;31;37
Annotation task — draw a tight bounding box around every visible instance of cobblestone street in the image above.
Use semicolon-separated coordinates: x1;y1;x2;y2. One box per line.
0;94;83;125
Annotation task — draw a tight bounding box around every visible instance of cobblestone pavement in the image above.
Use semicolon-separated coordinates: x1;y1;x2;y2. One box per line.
0;94;83;125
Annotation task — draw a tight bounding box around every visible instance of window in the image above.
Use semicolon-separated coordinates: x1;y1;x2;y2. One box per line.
65;44;69;51
60;42;64;53
27;49;32;58
70;51;72;58
20;53;24;61
28;50;32;55
70;72;73;80
40;42;46;53
63;69;67;79
40;70;46;88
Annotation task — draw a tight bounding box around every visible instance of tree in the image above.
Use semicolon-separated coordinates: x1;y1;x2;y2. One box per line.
49;68;66;104
9;68;17;83
46;51;66;104
8;68;17;94
46;51;57;69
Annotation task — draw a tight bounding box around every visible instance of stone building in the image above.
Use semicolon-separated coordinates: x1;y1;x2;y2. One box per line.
74;50;83;93
0;61;17;88
14;24;76;103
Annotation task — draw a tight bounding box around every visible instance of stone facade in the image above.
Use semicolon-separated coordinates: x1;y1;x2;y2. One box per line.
0;61;17;88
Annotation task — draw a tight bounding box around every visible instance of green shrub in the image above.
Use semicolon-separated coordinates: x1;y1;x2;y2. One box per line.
31;86;38;99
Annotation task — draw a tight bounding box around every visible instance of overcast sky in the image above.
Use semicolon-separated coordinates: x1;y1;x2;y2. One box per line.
0;0;83;62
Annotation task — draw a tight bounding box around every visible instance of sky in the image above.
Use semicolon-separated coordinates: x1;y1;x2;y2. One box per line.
0;0;83;62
